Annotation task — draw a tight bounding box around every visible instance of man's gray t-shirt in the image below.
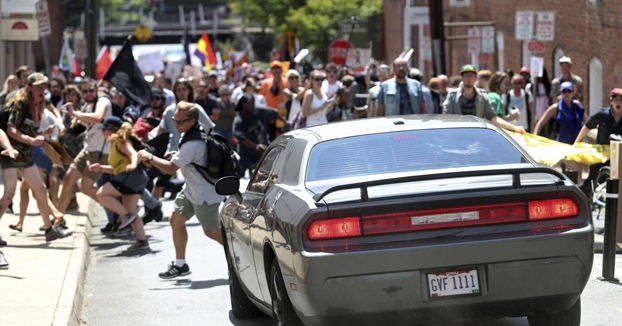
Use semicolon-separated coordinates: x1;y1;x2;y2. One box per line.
171;140;223;206
159;103;215;152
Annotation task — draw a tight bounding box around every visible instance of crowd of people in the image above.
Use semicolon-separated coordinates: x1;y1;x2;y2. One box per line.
0;53;620;274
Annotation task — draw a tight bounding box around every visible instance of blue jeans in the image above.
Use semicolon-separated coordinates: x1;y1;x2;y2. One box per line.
141;188;159;210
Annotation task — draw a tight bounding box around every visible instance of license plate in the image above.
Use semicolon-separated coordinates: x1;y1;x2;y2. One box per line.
428;269;480;298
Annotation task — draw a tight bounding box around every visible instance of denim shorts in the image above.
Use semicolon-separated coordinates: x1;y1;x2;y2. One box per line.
32;145;53;174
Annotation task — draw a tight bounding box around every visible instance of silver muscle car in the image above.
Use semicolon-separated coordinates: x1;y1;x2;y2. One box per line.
215;115;593;326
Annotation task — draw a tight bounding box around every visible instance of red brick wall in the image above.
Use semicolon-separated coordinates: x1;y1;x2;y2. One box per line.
383;0;622;112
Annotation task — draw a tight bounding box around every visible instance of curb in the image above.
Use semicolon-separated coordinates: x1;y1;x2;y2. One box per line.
51;195;103;326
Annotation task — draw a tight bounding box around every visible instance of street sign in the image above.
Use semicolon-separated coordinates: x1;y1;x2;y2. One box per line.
527;41;545;52
35;0;51;37
515;11;534;40
481;26;495;53
420;37;432;61
449;0;471;7
1;0;39;41
536;12;555;41
468;27;481;55
74;30;87;60
328;39;354;65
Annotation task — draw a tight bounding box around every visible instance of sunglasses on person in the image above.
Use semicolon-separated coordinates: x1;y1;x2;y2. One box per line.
82;87;96;93
151;97;163;101
174;118;192;126
313;77;325;82
288;76;298;80
561;90;573;94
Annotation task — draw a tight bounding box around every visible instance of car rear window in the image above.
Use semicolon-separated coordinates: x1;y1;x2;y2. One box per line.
306;128;526;182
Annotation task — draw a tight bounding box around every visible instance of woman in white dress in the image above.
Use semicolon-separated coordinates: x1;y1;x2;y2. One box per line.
301;70;335;127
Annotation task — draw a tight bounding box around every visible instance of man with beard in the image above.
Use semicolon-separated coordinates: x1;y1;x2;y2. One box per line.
574;88;622;197
49;77;65;108
443;65;525;133
56;78;113;224
376;58;428;116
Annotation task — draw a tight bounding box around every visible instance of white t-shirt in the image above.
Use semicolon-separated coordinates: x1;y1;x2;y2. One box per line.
84;97;112;154
39;110;62;133
321;80;341;98
306;92;328;127
171;140;223;206
508;89;532;129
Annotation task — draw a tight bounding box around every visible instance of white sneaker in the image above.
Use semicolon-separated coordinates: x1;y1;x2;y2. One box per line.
0;250;9;269
112;227;133;238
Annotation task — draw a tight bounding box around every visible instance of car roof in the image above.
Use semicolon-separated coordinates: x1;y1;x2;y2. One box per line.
298;115;492;141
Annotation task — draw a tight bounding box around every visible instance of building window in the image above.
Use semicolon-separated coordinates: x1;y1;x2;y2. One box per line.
496;32;504;72
589;57;603;113
553;47;565;78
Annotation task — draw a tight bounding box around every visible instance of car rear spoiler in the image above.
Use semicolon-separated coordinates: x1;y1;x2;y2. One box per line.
312;166;567;202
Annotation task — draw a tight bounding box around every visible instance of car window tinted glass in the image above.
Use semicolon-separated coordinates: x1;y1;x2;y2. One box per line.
306;129;525;182
249;148;281;193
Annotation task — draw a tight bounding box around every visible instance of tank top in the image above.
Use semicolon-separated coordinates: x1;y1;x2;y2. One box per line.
306;92;328;127
108;139;131;175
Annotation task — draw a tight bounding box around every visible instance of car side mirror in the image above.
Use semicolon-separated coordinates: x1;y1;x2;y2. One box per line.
215;176;242;202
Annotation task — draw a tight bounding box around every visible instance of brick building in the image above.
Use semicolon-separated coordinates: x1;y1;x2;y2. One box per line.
383;0;622;113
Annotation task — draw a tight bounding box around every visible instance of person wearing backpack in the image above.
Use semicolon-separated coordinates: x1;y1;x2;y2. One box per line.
88;116;149;251
137;101;224;279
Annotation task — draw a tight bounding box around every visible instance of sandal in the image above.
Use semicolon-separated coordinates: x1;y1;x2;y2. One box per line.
9;225;22;232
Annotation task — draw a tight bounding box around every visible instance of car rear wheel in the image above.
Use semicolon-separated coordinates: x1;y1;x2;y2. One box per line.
225;241;262;318
270;259;303;326
527;297;581;326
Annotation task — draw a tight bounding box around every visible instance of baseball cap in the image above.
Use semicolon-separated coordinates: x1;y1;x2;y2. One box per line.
560;81;574;92
460;64;477;75
122;107;140;124
27;73;48;86
151;88;164;99
610;88;622;96
559;56;572;64
519;67;531;74
206;70;218;78
98;116;124;130
270;60;283;69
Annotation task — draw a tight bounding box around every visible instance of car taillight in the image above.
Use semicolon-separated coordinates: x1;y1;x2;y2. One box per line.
528;198;578;220
308;217;361;240
307;199;579;240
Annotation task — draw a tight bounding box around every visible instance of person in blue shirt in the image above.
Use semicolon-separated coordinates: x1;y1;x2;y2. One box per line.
376;58;427;116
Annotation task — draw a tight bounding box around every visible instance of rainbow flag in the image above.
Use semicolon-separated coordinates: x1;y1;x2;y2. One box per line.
194;33;217;70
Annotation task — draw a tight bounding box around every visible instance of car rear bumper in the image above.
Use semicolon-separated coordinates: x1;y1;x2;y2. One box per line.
287;226;593;324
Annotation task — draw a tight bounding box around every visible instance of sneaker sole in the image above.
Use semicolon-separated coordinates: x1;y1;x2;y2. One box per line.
159;270;192;279
0;266;8;270
118;215;137;230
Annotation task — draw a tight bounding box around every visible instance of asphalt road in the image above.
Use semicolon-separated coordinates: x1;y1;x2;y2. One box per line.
81;192;622;326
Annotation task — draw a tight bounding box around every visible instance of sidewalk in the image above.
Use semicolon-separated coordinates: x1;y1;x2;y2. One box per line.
0;184;101;326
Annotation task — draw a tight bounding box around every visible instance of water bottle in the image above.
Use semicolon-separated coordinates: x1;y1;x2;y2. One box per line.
51;125;59;141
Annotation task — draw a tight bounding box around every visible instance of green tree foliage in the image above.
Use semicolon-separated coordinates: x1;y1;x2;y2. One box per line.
230;0;382;61
65;0;148;28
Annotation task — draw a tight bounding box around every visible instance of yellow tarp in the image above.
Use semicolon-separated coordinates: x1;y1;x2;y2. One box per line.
505;131;610;167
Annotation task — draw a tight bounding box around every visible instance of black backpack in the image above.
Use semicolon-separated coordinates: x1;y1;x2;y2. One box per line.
179;124;243;185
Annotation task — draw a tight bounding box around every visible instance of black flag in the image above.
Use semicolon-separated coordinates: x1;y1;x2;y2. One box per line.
102;38;151;106
182;24;192;65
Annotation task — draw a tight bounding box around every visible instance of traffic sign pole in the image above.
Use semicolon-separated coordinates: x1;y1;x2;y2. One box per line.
42;36;51;77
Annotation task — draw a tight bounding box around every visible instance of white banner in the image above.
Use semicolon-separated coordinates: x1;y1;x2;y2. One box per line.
137;51;165;75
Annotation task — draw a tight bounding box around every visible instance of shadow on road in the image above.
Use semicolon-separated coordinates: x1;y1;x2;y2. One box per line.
228;311;272;326
149;278;229;291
